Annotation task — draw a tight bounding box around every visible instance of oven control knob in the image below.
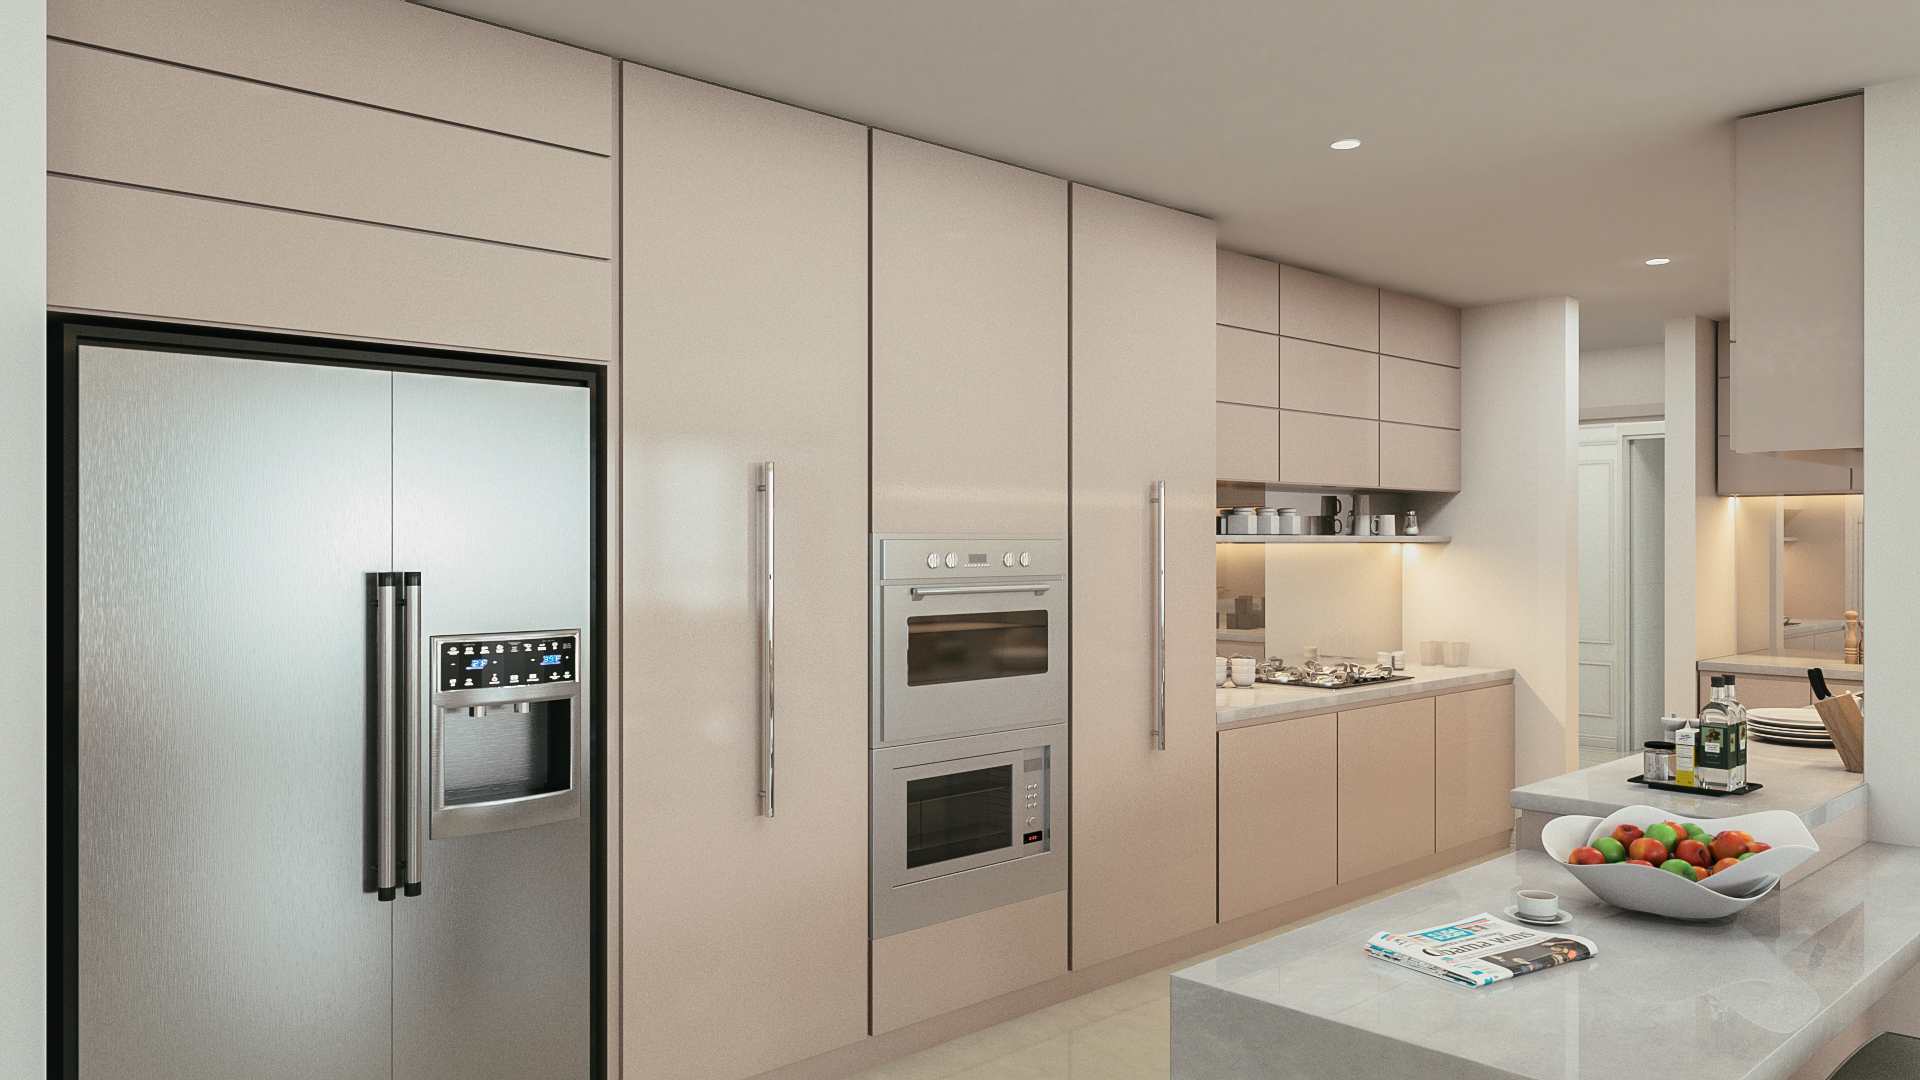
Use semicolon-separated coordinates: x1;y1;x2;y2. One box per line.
1019;551;1031;567
1003;552;1015;567
926;553;939;569
945;552;958;568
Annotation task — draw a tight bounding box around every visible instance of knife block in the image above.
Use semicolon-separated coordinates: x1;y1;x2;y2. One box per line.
1812;692;1865;773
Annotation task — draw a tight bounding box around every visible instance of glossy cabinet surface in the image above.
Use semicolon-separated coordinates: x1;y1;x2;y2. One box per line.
1434;686;1516;851
1697;672;1813;711
1218;716;1339;922
1279;411;1378;488
1280;264;1379;352
1337;698;1436;883
1280;338;1379;419
1069;184;1218;969
871;131;1069;534
1217;403;1281;484
1216;250;1279;333
1217;325;1280;407
620;65;869;1080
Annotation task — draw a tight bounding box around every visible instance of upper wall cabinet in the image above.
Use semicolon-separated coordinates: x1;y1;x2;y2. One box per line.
1730;95;1863;458
871;132;1070;534
1216;251;1279;334
1381;291;1461;367
1280;265;1378;352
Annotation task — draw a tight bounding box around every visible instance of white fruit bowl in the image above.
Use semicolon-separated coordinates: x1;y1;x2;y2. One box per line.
1541;805;1818;920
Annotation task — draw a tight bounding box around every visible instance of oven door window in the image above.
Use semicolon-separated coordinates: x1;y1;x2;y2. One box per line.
905;610;1047;686
905;764;1013;868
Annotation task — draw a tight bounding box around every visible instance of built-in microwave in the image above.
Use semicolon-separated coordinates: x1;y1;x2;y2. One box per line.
870;723;1067;939
871;535;1067;747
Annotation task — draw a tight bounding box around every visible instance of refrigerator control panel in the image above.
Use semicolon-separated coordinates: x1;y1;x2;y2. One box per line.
439;635;576;691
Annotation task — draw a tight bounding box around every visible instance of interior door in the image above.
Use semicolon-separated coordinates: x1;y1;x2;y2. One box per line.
76;346;395;1080
390;371;593;1080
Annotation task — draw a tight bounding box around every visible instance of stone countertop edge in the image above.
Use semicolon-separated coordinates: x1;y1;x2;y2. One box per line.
1216;666;1516;726
1510;742;1868;829
1698;653;1863;680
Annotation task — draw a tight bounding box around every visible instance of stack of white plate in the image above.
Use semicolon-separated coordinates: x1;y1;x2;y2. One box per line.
1745;707;1835;748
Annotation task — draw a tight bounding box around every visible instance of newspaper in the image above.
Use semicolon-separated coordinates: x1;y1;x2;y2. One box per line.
1364;913;1597;987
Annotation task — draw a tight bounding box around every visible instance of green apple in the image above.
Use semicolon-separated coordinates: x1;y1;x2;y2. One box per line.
1660;858;1698;882
1645;823;1683;851
1593;837;1627;863
1684;823;1711;842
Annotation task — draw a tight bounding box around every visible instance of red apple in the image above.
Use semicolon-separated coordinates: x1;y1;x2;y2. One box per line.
1745;841;1772;855
1611;824;1645;846
1711;857;1742;875
1675;838;1712;867
1711;830;1756;862
1624;859;1654;867
1569;846;1607;865
1627;837;1669;864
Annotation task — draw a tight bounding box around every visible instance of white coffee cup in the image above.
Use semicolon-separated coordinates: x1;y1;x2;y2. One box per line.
1516;890;1560;921
1229;656;1256;687
1371;514;1396;536
1215;656;1229;687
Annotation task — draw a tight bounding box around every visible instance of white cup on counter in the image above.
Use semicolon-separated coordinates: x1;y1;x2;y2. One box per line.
1516;890;1561;921
1418;641;1443;666
1445;641;1471;667
1229;656;1256;688
1215;656;1229;687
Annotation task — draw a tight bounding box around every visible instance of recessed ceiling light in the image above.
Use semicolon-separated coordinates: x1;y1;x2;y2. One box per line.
1330;139;1362;150
1645;258;1671;265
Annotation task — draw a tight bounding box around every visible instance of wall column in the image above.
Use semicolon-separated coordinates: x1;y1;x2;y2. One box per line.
3;0;47;1073
1403;296;1578;785
1864;76;1920;844
1664;315;1735;718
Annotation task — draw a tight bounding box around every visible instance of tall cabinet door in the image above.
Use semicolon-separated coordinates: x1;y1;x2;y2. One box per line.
76;347;394;1080
871;130;1069;534
391;372;594;1080
1068;186;1219;968
620;65;871;1080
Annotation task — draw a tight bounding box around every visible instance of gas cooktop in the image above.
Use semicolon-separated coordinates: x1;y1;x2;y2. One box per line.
1253;674;1417;690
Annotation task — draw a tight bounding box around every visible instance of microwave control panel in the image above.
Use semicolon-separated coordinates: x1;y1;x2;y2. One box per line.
439;635;576;691
878;537;1066;582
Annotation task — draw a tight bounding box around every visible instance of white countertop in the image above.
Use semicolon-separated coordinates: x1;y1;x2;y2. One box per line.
1510;740;1866;829
1171;844;1920;1080
1698;649;1863;681
1216;665;1515;726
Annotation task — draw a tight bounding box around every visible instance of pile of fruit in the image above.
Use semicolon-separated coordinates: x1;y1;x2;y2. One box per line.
1568;821;1772;882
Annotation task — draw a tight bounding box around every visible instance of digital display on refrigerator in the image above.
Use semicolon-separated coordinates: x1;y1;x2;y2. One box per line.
440;635;575;690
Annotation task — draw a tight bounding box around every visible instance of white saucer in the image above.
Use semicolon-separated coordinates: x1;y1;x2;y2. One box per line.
1502;905;1573;926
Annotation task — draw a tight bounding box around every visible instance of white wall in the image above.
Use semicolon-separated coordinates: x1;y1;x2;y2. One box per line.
1663;315;1734;717
2;0;45;1075
1864;76;1920;845
1580;344;1664;421
1404;296;1579;785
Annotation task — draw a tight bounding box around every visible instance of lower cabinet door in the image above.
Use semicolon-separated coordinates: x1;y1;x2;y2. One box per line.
1435;686;1516;851
1218;717;1339;922
1336;698;1436;883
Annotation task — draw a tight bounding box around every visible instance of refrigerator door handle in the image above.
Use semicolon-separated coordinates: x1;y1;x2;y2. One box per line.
375;573;399;900
759;462;776;818
1152;481;1167;751
401;572;423;896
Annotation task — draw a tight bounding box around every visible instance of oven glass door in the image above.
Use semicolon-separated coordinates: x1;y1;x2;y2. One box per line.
880;745;1049;890
879;584;1067;744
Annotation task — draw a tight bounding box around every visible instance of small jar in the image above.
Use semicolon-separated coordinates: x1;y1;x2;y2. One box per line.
1225;507;1259;535
1643;741;1677;784
1256;508;1281;534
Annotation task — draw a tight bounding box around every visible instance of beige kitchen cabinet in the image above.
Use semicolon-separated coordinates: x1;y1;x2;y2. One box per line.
1279;411;1378;488
1731;94;1863;458
1280;264;1379;352
1381;290;1462;368
1698;671;1813;710
872;131;1069;534
1337;698;1436;883
1217;249;1279;333
1715;344;1854;494
1069;184;1218;969
1379;357;1461;430
1280;338;1379;419
620;66;869;1080
1218;716;1338;922
1380;422;1461;492
1217;325;1280;407
1217;403;1281;483
1435;687;1516;851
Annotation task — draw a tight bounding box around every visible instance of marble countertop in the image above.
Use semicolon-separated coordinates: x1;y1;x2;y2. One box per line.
1216;665;1515;726
1510;740;1866;829
1699;649;1862;681
1171;844;1920;1080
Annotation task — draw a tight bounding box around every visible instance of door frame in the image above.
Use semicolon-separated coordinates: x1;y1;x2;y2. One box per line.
1577;420;1664;756
46;315;612;1080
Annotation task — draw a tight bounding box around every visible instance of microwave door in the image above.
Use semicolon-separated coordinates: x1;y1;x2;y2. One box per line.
877;585;1069;744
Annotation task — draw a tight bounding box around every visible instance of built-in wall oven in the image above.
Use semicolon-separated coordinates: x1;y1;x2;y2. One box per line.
870;723;1067;938
870;535;1070;938
870;535;1067;747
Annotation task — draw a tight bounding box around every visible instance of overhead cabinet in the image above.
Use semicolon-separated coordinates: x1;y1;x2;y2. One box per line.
1214;253;1460;492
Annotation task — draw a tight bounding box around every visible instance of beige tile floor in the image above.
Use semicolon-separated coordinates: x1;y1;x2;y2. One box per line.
846;847;1513;1080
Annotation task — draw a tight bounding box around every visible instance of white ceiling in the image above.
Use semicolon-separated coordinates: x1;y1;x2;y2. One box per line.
421;0;1920;349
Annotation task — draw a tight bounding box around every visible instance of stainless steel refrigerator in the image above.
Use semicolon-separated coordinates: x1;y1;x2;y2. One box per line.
58;327;599;1080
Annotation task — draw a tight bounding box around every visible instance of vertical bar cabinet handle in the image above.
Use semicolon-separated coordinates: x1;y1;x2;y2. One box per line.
1153;481;1167;751
759;462;777;817
401;572;423;896
374;573;399;899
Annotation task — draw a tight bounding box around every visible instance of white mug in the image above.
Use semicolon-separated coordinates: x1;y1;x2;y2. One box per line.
1516;890;1560;921
1215;656;1229;687
1371;514;1396;536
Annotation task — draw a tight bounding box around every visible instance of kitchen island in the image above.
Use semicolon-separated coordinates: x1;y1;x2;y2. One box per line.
1171;842;1920;1080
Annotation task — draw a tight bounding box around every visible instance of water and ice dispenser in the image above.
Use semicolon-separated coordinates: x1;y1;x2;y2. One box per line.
428;631;583;838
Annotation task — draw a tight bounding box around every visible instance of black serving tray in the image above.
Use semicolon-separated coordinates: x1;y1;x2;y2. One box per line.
1627;775;1764;798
